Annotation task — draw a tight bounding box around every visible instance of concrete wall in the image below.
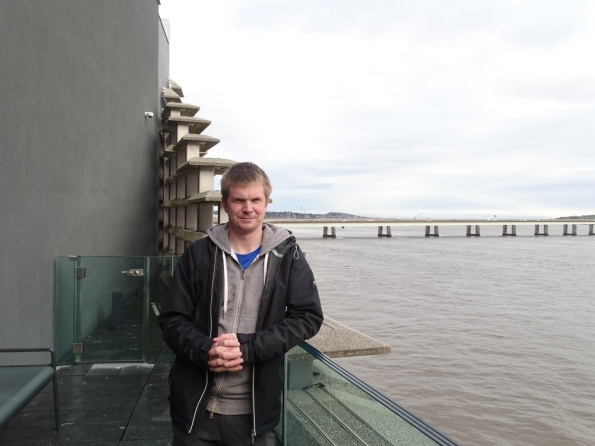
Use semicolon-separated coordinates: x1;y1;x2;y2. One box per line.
0;0;166;351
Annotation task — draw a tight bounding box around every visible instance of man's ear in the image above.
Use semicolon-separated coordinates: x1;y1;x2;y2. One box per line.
221;197;229;214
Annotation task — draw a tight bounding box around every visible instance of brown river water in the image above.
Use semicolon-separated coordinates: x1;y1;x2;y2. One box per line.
286;224;595;446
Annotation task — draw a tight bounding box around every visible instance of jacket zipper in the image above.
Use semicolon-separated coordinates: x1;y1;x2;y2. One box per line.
188;246;218;433
210;265;247;418
251;244;291;441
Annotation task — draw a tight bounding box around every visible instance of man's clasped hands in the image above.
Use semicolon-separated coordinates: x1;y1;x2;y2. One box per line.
208;333;243;373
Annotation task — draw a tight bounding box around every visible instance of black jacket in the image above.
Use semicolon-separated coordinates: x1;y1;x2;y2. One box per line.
158;234;323;436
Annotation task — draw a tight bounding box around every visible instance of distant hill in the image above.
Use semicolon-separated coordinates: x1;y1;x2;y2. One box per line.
265;211;369;220
556;214;595;219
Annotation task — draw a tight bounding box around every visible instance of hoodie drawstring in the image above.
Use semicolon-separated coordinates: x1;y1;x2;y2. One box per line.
263;252;269;285
222;250;228;319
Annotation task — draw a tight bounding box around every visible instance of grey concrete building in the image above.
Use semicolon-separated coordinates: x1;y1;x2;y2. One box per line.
0;1;168;352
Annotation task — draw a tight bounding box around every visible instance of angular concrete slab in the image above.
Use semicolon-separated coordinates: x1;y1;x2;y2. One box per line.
163;115;211;134
176;157;236;175
164;226;208;243
161;87;181;103
173;133;220;152
162;102;200;119
162;191;222;208
162;144;176;158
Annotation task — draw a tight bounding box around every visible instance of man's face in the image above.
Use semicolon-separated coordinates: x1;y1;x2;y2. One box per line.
222;182;268;235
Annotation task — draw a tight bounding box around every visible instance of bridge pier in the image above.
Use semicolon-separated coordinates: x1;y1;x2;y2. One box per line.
466;225;480;237
535;224;548;236
322;226;336;239
425;225;439;237
502;225;517;236
378;226;392;238
589;224;593;236
563;224;577;236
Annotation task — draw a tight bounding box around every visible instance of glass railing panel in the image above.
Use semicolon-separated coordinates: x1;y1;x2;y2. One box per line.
56;256;76;365
74;256;147;363
284;343;458;446
55;255;180;365
146;256;176;364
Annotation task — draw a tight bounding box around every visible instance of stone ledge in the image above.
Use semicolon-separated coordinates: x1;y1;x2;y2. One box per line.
174;133;220;152
162;190;222;207
164;116;211;134
177;157;237;175
303;316;390;359
164;226;208;243
162;87;181;103
162;102;200;119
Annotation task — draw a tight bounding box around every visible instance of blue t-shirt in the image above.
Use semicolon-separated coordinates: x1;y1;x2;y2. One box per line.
235;246;261;270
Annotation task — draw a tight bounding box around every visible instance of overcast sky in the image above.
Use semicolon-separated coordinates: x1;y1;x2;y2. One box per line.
159;1;595;218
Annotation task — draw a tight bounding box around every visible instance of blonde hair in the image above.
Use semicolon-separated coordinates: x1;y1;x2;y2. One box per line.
221;162;272;200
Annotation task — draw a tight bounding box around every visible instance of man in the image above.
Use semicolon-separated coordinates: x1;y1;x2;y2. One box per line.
159;162;323;446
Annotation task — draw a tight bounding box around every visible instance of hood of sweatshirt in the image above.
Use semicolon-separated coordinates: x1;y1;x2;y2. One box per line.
204;222;294;416
207;221;292;256
207;222;293;322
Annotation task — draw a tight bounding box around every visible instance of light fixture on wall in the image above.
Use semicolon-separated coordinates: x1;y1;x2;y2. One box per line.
145;112;154;118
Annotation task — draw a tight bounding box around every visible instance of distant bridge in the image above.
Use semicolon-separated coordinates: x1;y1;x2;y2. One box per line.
267;219;595;238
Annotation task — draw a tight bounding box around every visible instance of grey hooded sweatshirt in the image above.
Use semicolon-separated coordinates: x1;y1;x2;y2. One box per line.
205;222;292;416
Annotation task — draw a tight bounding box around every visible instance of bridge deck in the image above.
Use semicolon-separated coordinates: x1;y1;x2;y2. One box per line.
268;219;593;227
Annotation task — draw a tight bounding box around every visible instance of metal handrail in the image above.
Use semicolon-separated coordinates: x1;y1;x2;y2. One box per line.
0;348;56;369
299;341;460;446
0;347;60;431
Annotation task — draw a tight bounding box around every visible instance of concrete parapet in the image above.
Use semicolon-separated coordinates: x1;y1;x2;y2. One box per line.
305;317;391;358
287;317;390;390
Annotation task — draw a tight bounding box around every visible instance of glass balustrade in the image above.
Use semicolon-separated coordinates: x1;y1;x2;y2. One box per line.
55;255;458;445
280;343;458;446
55;255;176;365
